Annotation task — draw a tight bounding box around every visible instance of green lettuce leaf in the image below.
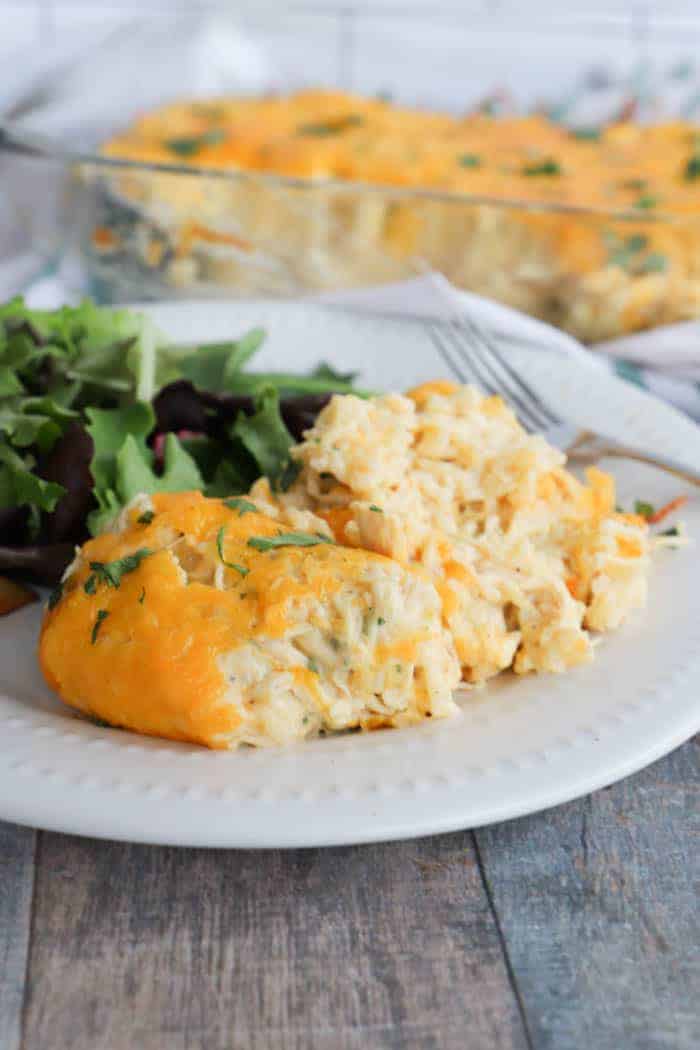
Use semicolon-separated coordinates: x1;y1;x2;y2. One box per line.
0;445;64;513
177;328;266;392
115;433;203;502
230;388;297;490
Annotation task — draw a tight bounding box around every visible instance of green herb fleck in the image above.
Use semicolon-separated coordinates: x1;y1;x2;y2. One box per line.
522;158;561;177
247;531;335;552
369;504;383;513
165;128;226;157
307;658;320;674
635;193;658;210
91;609;109;645
84;574;97;595
634;500;655;519
457;153;481;168
638;252;668;274
137;510;155;525
571;127;600;141
660;526;680;537
604;232;659;272
216;526;249;575
684;154;700;181
297;114;364;137
224;497;258;517
623;233;648;254
621;178;647;191
89;549;152;589
48;583;63;611
377;617;386;626
395;663;402;672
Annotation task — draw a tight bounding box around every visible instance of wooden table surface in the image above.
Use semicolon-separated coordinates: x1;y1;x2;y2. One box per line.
1;736;698;1050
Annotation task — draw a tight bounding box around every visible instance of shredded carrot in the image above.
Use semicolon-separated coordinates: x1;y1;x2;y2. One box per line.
92;225;121;251
648;495;688;525
176;222;253;258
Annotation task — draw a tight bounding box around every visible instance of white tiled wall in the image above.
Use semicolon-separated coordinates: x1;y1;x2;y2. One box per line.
2;1;700;105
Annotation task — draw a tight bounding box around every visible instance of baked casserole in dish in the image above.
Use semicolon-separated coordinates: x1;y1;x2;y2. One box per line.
88;89;700;341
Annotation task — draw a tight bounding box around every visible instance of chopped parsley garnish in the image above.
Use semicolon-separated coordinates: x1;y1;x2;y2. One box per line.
91;609;109;644
137;510;155;525
457;153;481;168
571;127;600;141
606;232;646;269
48;583;63;610
621;178;647;191
247;531;335;552
635;193;658;210
297;114;364;137
634;500;655;519
604;232;665;274
84;574;98;595
224;497;258;516
638;252;668;274
660;526;680;537
216;526;249;575
165;129;226;157
88;549;152;589
369;505;383;513
522;158;561;177
307;658;320;674
684;154;700;181
377;617;386;626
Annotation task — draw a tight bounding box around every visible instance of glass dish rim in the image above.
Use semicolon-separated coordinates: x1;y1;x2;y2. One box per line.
1;118;696;227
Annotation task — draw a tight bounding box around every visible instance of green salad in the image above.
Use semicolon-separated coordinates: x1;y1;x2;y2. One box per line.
0;297;362;583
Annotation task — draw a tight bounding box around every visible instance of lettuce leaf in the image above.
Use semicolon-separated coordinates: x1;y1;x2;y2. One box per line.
230;388;297;491
116;433;203;501
0;445;64;514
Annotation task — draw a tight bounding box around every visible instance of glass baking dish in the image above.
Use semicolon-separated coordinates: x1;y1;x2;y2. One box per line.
2;5;700;343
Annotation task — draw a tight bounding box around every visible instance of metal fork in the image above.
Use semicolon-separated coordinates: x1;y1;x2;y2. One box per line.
428;310;700;487
429;311;700;486
430;310;700;487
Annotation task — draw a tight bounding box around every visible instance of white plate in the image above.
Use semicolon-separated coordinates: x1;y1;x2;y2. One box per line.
2;300;699;848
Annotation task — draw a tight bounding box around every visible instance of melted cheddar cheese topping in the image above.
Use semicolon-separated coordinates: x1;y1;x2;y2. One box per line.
39;491;460;748
104;89;700;216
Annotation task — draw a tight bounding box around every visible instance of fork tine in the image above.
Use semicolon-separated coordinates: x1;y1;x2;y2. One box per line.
457;313;560;428
442;320;546;431
429;324;479;388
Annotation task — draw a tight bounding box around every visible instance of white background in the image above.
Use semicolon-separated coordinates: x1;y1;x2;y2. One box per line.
3;2;700;108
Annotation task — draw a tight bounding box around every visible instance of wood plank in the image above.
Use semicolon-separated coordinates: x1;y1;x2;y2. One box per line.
21;830;528;1050
0;821;36;1050
476;738;700;1050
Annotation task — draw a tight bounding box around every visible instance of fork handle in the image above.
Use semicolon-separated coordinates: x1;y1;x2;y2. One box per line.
565;429;700;487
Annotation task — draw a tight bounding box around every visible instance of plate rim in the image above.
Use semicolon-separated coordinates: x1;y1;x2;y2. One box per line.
2;297;699;847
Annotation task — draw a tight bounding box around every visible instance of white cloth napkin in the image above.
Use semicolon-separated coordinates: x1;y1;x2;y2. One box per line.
318;275;700;422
